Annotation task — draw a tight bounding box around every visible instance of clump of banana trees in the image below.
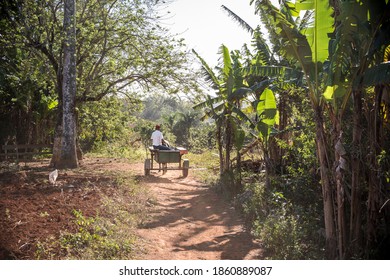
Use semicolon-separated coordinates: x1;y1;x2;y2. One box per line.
251;0;390;259
193;44;280;187
195;0;390;259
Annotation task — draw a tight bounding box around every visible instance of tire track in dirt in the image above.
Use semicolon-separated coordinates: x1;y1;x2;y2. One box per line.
135;168;263;260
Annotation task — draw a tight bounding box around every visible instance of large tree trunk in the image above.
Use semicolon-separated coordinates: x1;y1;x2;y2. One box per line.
57;0;78;169
50;107;63;167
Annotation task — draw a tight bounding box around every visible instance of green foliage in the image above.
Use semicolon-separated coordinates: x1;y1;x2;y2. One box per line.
233;80;322;259
295;0;334;63
138;93;215;152
38;211;112;259
133;118;156;151
252;0;334;107
171;109;200;148
54;209;134;260
78;96;135;151
252;204;307;259
233;124;246;150
256;88;278;142
140;94;181;121
377;149;390;186
185;122;216;153
193;45;253;174
0;19;57;144
77;95;151;161
239;173;323;260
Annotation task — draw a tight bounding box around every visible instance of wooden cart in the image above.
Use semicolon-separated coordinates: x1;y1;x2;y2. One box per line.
144;146;189;177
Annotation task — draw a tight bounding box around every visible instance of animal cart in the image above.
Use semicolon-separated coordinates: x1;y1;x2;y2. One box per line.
144;146;189;177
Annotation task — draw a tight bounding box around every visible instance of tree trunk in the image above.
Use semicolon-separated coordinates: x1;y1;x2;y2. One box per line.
57;0;78;169
334;126;347;260
315;108;337;259
50;38;65;167
224;117;232;173
50;108;63;167
365;85;384;257
349;89;363;258
263;148;271;189
216;120;224;175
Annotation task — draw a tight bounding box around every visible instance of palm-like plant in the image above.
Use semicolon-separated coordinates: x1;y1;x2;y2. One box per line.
193;45;243;175
223;3;306;187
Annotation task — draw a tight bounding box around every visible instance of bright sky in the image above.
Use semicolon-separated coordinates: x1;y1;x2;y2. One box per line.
164;0;261;67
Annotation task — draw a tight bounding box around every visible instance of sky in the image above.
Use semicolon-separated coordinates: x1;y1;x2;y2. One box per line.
163;0;261;67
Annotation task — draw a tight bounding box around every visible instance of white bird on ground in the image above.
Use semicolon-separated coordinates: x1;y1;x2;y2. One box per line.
49;169;58;186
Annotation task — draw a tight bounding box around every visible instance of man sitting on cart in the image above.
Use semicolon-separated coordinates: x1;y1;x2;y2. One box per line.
151;125;173;150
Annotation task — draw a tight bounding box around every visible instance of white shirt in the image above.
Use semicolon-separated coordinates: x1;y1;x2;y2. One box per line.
151;130;164;146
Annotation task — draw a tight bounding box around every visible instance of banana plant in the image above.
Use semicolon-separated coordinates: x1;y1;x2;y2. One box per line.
193;45;247;174
251;0;338;258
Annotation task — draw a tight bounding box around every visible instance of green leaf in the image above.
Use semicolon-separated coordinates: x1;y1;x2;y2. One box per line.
257;88;277;117
385;45;390;62
362;62;390;87
275;110;280;125
323;85;334;100
295;0;334;63
323;84;348;101
257;121;270;140
48;99;58;110
220;45;234;94
234;127;246;150
256;88;278;141
286;1;300;17
334;85;346;98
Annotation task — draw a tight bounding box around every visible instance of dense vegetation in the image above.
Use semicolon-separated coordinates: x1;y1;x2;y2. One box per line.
1;0;389;259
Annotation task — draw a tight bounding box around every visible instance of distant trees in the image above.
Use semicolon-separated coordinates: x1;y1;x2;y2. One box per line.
138;93;207;150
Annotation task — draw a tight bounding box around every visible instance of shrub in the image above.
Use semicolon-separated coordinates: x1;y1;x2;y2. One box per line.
237;175;324;260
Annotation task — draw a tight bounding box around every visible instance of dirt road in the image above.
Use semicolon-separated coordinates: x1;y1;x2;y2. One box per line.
136;168;262;260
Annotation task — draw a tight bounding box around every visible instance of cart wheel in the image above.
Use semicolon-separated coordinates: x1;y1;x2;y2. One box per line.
182;159;189;177
144;159;151;176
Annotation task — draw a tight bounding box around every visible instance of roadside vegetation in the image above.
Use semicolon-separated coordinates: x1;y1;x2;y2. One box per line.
34;169;153;260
